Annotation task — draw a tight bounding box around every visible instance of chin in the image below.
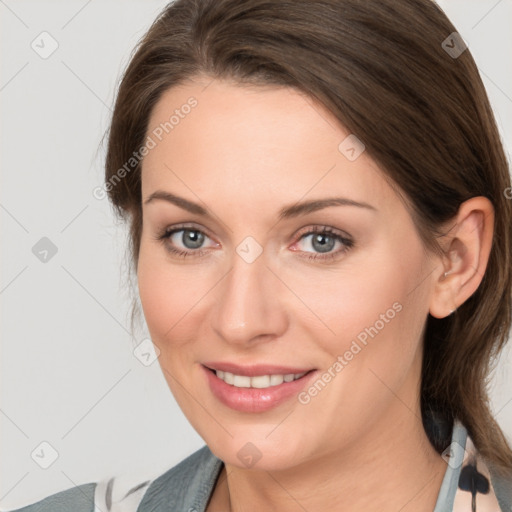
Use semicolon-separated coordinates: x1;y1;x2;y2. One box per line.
204;430;309;472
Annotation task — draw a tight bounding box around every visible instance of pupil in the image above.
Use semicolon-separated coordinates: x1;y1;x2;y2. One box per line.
184;230;204;249
313;234;334;253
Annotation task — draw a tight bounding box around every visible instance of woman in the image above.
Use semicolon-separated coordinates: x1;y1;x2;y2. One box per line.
11;0;512;510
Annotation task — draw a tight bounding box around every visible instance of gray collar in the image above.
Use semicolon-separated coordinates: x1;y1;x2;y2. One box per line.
433;418;467;512
137;444;223;511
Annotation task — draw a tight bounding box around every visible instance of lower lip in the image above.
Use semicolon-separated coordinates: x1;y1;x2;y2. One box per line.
202;365;317;413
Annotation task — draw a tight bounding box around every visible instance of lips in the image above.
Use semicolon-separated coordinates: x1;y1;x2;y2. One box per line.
202;361;314;376
201;362;317;413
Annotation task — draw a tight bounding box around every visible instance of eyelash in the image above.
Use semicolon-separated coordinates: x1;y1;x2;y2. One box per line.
155;224;354;262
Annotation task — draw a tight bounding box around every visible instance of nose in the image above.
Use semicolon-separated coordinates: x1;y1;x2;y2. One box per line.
210;248;289;347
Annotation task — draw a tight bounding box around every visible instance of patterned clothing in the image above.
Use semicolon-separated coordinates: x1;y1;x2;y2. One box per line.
8;416;512;511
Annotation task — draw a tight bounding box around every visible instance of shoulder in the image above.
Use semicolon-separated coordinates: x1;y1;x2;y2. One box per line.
6;482;96;512
486;460;512;512
137;444;224;511
449;421;512;512
4;445;223;512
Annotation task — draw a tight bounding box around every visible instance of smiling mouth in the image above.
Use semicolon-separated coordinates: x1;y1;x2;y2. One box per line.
206;367;314;389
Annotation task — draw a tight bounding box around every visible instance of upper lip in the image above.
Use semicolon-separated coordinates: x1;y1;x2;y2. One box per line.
202;362;315;376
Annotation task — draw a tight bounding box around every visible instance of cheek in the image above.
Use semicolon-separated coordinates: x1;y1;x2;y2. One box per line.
137;242;197;347
136;238;222;372
291;234;429;368
287;243;429;441
136;246;204;407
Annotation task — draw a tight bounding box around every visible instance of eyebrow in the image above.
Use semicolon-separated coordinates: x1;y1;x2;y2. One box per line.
144;190;377;220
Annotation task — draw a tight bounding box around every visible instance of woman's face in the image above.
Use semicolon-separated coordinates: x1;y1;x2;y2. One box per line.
137;76;441;470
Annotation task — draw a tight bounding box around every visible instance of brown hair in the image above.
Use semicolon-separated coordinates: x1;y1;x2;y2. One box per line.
104;0;512;475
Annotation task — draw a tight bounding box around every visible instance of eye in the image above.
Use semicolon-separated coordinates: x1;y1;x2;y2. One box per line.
155;224;218;259
154;223;354;262
291;226;354;262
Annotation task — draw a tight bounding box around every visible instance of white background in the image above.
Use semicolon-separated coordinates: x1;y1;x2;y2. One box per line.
1;0;511;509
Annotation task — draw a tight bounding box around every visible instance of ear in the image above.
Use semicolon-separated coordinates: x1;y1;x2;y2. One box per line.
429;196;494;319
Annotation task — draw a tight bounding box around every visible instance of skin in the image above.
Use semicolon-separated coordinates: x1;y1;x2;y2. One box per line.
137;75;494;512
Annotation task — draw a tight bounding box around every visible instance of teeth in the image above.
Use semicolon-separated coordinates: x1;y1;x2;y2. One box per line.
233;375;251;387
251;375;270;388
215;370;307;388
270;374;284;386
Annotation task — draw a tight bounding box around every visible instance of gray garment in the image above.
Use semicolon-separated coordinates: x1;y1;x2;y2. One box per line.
7;483;96;512
7;420;512;512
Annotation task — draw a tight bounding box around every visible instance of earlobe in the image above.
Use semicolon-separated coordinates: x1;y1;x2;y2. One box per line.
429;273;462;319
429;256;463;319
428;197;494;319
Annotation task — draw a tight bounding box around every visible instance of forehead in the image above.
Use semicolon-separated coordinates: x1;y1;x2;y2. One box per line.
146;77;341;157
141;78;401;218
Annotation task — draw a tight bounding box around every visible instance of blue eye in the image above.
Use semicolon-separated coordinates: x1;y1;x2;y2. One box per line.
156;225;215;258
293;226;354;262
155;224;354;262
